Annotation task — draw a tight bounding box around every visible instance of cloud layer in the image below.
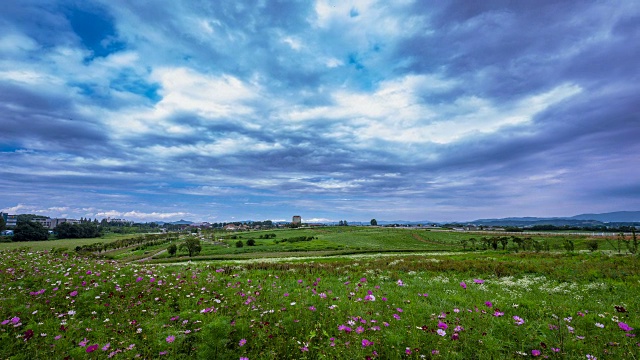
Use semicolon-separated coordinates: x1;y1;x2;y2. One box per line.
1;0;639;222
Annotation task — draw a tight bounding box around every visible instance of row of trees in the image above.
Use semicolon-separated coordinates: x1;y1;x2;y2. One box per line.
56;222;101;239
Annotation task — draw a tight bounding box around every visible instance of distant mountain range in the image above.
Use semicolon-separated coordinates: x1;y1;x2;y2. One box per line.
469;211;640;226
152;211;639;227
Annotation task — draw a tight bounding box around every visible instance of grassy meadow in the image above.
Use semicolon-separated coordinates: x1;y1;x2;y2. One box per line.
0;227;638;359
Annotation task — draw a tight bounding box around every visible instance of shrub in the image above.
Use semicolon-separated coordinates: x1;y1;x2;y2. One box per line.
168;243;177;256
235;240;244;248
246;239;255;246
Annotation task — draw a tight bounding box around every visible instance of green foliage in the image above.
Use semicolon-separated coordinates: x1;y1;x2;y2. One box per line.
274;236;315;244
180;237;202;257
168;243;177;256
235;240;244;248
12;221;48;242
587;240;599;252
370;218;377;226
624;228;638;255
0;216;5;232
246;239;255;246
562;239;575;252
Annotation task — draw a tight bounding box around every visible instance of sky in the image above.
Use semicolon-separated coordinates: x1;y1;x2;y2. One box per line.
1;0;639;223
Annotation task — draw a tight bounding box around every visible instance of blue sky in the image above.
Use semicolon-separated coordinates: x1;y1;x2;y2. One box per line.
1;0;639;223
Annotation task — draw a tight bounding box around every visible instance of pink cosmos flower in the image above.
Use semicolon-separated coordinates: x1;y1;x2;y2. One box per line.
485;301;493;308
451;333;459;340
619;322;634;332
437;329;446;336
493;311;504;317
79;338;89;347
460;282;467;289
513;316;525;326
70;291;78;297
361;339;373;347
86;344;99;353
473;279;484;284
393;314;401;320
102;343;110;351
437;321;448;330
532;349;541;356
356;326;364;334
239;338;247;347
166;335;175;343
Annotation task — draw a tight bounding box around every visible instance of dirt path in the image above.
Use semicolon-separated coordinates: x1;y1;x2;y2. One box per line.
135;249;167;262
411;233;454;246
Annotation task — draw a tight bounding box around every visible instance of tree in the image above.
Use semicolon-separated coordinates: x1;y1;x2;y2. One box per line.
13;221;49;241
180;237;202;257
235;240;244;248
246;239;255;246
167;244;177;257
370;219;377;226
0;216;5;232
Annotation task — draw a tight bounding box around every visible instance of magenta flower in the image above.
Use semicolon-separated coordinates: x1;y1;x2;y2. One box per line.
460;282;467;289
70;291;78;297
23;329;34;341
532;349;541;356
360;277;367;282
361;339;373;347
79;338;89;347
405;347;412;355
240;358;249;360
485;301;493;308
451;333;459;340
11;316;20;324
86;344;99;353
356;326;365;334
619;322;634;331
473;279;484;284
437;321;448;330
493;310;504;317
239;338;247;347
136;277;143;282
393;314;401;320
166;335;175;343
102;343;110;351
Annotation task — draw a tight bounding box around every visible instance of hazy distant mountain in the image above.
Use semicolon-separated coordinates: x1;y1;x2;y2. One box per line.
471;211;640;226
569;211;640;222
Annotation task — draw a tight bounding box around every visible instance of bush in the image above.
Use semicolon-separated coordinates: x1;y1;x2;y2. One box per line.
235;240;244;248
168;244;177;256
246;239;255;246
586;240;598;252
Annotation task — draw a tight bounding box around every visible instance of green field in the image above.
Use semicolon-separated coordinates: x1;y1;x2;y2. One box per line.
0;233;146;251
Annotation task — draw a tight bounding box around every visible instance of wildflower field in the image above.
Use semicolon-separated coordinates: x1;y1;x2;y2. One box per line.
1;247;638;359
